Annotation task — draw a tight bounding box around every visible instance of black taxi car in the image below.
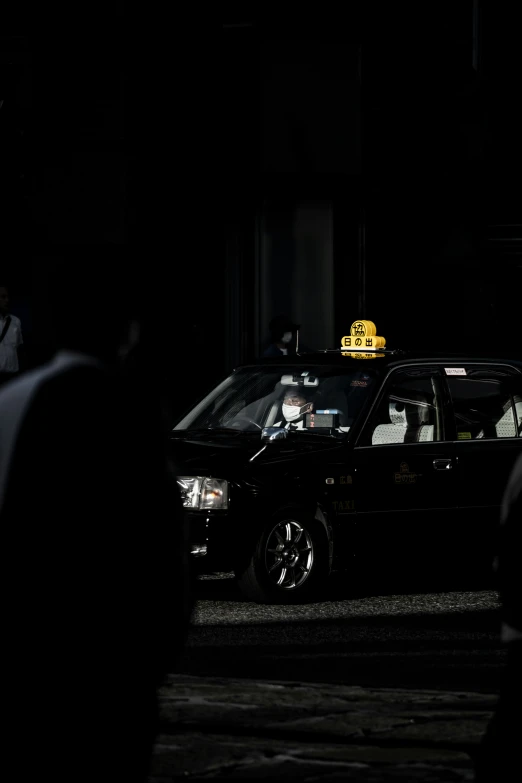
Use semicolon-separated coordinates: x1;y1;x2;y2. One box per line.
170;320;522;604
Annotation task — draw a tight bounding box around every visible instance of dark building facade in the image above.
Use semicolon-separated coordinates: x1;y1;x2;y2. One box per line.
1;3;521;404
222;2;522;369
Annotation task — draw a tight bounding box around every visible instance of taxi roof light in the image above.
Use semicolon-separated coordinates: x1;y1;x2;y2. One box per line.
340;320;388;359
294;319;402;357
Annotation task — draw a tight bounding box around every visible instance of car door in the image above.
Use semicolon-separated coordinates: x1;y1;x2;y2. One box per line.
351;365;457;566
443;364;522;564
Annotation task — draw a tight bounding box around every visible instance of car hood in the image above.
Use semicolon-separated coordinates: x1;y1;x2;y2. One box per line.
169;429;345;475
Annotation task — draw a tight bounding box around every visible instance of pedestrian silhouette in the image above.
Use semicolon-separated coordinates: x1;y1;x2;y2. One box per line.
262;314;313;357
0;257;193;782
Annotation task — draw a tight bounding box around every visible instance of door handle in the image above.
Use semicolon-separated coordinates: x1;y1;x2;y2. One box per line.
433;458;452;471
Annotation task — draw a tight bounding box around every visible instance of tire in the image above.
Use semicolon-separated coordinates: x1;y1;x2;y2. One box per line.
235;509;329;604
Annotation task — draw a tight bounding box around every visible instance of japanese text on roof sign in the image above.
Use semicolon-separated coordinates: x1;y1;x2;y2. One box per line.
341;320;386;357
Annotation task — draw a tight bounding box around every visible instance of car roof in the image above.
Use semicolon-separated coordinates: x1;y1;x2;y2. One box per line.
238;351;522;374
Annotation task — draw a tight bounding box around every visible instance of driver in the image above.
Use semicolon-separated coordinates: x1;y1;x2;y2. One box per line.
275;387;314;430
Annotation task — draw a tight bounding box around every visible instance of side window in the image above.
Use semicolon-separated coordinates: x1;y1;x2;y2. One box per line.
360;368;443;446
447;373;521;440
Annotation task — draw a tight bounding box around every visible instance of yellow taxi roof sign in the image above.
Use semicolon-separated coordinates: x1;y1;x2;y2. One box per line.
341;320;386;357
353;320;376;336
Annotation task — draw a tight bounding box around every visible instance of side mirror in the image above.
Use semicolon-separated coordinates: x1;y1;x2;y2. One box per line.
261;426;288;442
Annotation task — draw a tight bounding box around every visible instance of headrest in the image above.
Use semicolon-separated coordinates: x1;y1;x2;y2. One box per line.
389;394;430;426
389;401;407;425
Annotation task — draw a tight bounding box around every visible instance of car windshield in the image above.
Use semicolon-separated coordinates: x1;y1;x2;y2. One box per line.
173;366;377;434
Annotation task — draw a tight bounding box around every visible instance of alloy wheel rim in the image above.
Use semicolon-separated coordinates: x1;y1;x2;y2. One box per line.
264;519;314;590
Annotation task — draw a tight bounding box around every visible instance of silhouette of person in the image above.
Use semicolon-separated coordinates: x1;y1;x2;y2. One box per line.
0;257;193;782
474;451;522;781
262;313;318;357
263;315;300;356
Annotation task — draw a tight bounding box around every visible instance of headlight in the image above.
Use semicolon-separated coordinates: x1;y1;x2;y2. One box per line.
176;476;229;510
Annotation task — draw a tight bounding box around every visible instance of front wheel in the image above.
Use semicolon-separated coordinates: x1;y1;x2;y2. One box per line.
235;510;329;603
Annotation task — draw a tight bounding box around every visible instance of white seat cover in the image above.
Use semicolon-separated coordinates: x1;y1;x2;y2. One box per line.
372;424;407;445
496;408;516;438
493;396;522;438
416;424;434;442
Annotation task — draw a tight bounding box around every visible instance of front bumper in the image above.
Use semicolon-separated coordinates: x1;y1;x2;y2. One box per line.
186;510;243;573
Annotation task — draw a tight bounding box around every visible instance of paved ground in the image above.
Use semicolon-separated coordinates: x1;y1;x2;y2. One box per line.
147;674;497;781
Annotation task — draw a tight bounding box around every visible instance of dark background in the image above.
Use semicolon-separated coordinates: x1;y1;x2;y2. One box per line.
1;2;521;412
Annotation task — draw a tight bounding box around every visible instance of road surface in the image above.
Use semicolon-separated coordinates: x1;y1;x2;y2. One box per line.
178;573;504;692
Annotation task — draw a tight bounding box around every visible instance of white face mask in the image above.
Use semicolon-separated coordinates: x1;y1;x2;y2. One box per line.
281;331;292;344
282;402;309;422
